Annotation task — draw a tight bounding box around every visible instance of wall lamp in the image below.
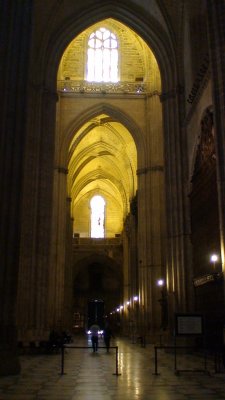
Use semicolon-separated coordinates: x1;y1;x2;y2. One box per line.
210;254;218;269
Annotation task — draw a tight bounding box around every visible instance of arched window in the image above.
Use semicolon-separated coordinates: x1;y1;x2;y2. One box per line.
90;195;105;238
87;28;118;82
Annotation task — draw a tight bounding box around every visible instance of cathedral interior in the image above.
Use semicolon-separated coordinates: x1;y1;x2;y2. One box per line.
1;0;225;379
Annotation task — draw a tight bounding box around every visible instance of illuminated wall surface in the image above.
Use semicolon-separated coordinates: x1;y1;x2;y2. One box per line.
57;19;161;238
2;1;225;380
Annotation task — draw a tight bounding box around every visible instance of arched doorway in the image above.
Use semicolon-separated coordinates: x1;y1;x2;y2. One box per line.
73;253;123;333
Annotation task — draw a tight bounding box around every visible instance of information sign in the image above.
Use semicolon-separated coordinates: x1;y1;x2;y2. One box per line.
175;314;203;336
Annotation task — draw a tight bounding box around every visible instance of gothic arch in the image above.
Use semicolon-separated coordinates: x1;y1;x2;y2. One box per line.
20;2;173;347
35;4;176;93
71;169;128;215
59;102;145;169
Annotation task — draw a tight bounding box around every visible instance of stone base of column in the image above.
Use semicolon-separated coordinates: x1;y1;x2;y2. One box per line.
0;324;21;376
0;349;20;376
17;327;50;343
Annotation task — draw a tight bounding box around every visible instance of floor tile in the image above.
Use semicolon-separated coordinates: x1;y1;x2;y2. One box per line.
1;336;225;399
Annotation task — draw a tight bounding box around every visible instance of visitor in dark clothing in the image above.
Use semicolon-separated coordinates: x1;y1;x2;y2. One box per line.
103;323;114;352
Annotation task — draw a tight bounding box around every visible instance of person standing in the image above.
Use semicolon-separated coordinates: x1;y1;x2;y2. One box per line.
90;322;100;352
103;322;114;353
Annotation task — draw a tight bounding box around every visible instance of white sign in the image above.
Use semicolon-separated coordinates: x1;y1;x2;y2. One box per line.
176;315;203;335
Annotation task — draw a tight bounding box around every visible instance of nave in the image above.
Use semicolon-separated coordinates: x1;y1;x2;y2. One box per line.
1;335;225;400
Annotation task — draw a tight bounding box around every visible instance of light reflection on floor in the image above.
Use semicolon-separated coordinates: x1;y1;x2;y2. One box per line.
0;335;225;399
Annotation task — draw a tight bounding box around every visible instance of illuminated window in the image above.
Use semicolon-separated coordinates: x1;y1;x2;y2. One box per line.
90;195;105;238
87;28;118;82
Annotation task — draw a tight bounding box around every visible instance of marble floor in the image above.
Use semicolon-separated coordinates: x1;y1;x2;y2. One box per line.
0;335;225;400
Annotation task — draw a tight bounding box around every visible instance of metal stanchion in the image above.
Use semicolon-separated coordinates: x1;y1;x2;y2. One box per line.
60;345;65;375
152;345;210;376
152;346;160;375
113;346;121;376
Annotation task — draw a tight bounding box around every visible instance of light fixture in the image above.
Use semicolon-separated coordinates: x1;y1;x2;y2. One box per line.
157;279;165;287
133;295;139;302
210;254;218;269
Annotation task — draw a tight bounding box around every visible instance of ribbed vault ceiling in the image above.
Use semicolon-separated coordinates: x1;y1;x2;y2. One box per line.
68;114;137;226
60;18;158;236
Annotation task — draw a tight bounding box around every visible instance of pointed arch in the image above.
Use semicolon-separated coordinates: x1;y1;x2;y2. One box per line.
37;3;176;94
59;102;146;168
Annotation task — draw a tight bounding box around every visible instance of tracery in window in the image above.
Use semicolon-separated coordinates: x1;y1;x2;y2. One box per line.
90;195;105;238
87;28;118;82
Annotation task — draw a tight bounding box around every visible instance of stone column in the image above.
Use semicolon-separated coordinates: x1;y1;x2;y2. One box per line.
63;198;74;329
0;1;33;375
161;87;191;330
126;202;138;339
48;167;68;331
136;168;152;338
17;86;58;342
137;93;166;339
122;220;131;336
207;1;225;273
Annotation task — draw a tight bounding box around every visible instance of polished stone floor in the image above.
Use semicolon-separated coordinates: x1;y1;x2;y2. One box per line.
1;334;225;400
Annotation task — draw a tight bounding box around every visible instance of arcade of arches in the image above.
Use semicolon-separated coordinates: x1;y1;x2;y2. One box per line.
1;1;225;376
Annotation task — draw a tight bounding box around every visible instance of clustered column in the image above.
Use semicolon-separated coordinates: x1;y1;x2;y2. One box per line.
0;1;33;375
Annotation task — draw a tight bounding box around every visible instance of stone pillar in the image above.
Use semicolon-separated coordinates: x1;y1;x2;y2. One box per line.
207;1;225;273
136;169;149;336
48;167;68;331
137;93;166;339
161;87;192;330
16;86;58;342
125;202;138;339
0;1;33;375
63;198;74;329
122;220;131;336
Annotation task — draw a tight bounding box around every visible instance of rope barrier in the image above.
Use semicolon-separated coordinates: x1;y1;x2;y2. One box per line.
153;345;210;375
